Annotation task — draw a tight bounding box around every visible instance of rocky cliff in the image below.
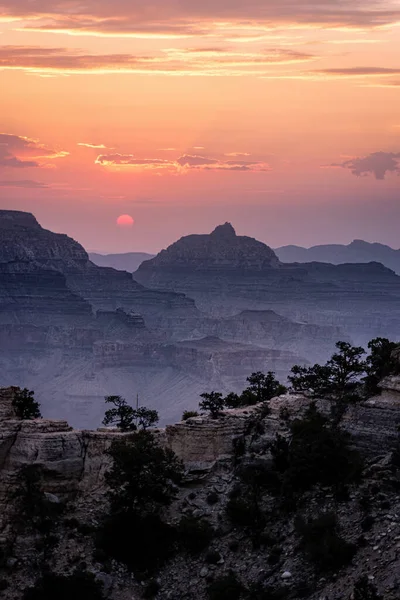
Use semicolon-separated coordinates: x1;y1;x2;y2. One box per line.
2;375;400;599
0;209;197;327
1;371;400;506
1;211;352;430
139;223;280;272
135;224;400;346
276;239;400;274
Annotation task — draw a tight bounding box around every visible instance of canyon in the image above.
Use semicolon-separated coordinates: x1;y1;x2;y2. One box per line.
0;211;347;428
1;365;400;599
136;223;400;346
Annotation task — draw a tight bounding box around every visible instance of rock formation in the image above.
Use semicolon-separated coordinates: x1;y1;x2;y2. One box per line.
1;211;346;428
136;223;400;346
276;239;400;274
139;222;280;272
2;371;400;599
90;252;155;273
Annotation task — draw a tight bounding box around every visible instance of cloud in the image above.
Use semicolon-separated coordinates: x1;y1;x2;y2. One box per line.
95;152;270;172
332;151;400;179
176;155;219;167
225;152;251;157
0;45;316;76
0;179;49;188
0;133;68;169
2;0;400;34
95;154;175;169
315;67;400;77
78;142;108;149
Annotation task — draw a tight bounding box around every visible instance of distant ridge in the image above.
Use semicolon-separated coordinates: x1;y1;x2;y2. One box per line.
137;223;280;271
275;240;400;275
89;252;155;273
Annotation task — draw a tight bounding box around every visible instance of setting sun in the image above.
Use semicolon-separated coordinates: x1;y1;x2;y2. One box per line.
116;214;134;228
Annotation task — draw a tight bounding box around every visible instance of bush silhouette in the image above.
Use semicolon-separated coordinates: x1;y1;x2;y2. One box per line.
23;571;105;600
12;389;41;420
207;571;244;600
296;512;356;573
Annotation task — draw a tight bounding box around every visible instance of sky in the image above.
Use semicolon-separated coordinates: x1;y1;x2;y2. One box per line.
0;0;399;253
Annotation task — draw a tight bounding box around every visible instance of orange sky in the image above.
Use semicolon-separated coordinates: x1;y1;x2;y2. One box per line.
0;0;399;252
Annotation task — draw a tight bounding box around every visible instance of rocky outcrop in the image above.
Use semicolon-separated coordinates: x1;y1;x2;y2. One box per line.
2;372;400;505
2;380;400;600
166;409;251;467
138;223;280;273
276;239;400;274
0;210;87;270
135;224;400;346
0;210;199;332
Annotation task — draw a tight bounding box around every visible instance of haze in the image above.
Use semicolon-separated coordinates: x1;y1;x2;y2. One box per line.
0;0;399;253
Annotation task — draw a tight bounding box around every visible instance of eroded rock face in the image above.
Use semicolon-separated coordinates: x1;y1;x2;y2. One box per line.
0;210;88;271
135;223;400;347
138;223;280;272
2;373;400;509
2;369;400;600
166;410;251;468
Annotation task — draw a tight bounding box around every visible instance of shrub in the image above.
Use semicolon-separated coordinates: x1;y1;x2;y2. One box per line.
199;392;225;418
206;491;220;505
245;372;287;404
361;515;375;532
232;436;246;462
207;571;244;600
102;396;136;431
178;516;214;554
14;465;63;534
133;407;159;430
23;571;105;600
99;429;183;573
103;397;159;431
279;406;291;422
289;341;366;404
142;579;161;599
247;583;289;600
227;373;287;410
12;388;41;420
296;512;356;573
268;545;282;566
353;576;382;600
274;403;363;495
98;512;177;574
182;410;199;421
364;338;400;398
105;430;183;515
226;495;257;528
224;393;242;409
205;550;221;565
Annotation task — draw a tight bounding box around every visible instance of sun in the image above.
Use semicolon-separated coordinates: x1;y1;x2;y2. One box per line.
117;214;134;228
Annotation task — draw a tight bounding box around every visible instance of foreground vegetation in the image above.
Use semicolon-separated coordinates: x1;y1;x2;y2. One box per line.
4;337;400;599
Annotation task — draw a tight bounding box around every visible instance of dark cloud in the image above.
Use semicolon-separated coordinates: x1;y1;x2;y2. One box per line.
176;155;219;167
0;133;67;169
315;67;400;76
96;152;270;172
332;151;400;180
0;180;48;187
0;45;315;75
1;0;399;30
